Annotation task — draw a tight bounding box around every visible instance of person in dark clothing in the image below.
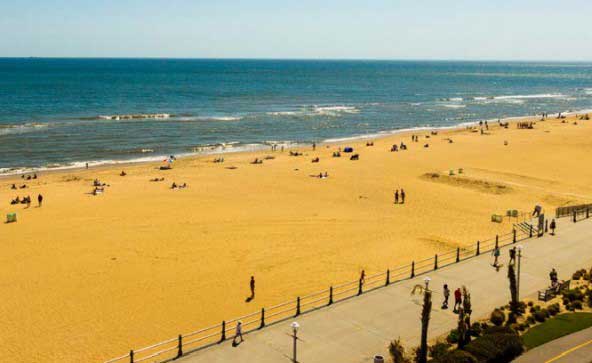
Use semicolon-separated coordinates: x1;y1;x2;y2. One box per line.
401;189;406;204
550;219;556;235
37;194;43;207
442;284;450;309
394;190;399;204
509;247;516;265
453;288;462;313
250;276;255;299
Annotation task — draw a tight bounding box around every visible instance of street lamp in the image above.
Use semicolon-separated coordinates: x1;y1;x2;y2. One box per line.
516;245;523;301
424;276;431;291
291;321;300;363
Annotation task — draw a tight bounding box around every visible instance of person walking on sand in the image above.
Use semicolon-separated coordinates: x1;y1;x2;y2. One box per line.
360;270;366;285
26;195;31;208
394;189;399;204
453;287;462;313
401;189;406;204
312;142;316;151
37;194;43;207
442;284;450;309
232;321;244;345
550;219;556;235
249;276;255;299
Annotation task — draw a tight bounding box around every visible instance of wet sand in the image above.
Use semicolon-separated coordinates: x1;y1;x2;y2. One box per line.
1;115;592;362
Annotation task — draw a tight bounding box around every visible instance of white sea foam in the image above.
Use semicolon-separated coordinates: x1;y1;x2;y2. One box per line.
0;122;49;136
98;113;171;120
267;105;360;118
442;104;466;109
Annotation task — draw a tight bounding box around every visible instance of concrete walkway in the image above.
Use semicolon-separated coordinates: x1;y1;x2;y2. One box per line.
179;219;592;363
514;327;592;363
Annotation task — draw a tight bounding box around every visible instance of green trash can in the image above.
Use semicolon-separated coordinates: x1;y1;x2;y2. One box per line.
6;213;17;223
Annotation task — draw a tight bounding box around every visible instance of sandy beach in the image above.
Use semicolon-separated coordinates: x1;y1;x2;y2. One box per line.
1;115;592;362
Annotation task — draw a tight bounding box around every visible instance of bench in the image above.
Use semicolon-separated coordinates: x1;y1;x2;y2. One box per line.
538;280;570;301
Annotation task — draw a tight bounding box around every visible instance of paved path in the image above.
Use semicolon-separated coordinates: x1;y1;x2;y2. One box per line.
514;327;592;363
179;219;592;363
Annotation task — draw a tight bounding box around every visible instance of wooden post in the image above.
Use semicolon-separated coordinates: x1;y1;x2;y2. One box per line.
456;247;460;263
177;334;183;358
545;219;548;233
573;210;577;223
411;261;415;278
220;321;226;342
259;308;265;329
587;208;590;219
357;278;363;295
385;269;390;286
129;350;134;363
495;235;499;249
329;286;333;305
513;229;517;243
434;254;438;270
295;296;301;316
476;241;480;256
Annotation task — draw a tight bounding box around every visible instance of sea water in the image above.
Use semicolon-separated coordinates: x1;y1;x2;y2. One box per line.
1;58;591;174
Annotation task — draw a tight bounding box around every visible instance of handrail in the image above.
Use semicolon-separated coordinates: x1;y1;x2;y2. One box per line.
104;221;546;363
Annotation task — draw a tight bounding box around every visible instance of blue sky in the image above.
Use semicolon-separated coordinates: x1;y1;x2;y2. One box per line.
1;0;591;60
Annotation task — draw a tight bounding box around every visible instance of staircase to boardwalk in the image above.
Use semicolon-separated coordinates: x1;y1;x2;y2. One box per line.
515;220;538;236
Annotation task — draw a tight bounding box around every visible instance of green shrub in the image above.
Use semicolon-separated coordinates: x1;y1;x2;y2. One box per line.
470;322;482;337
564;289;585;302
548;303;560;316
464;328;524;363
388;338;410;363
573;300;583;310
526;316;535;324
446;329;459;344
430;349;477;363
587;289;592;308
506;313;517;325
534;310;547;322
527;301;534;307
491;309;505;326
429;341;450;360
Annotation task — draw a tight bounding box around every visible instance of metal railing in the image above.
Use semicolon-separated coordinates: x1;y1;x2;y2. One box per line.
105;224;538;363
556;204;592;219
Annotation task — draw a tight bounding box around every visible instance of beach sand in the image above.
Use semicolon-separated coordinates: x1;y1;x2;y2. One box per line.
1;115;592;362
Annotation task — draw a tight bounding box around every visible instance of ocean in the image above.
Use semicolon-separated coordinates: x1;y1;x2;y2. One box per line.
1;58;591;174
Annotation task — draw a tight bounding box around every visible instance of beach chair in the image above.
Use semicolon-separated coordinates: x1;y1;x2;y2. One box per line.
6;213;17;223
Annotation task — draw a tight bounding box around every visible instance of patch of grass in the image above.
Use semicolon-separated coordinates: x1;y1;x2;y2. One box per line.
522;313;592;349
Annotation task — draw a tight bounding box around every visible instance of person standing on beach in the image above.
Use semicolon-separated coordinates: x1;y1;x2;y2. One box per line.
550;219;556;235
37;194;43;207
394;190;399;204
453;288;462;313
401;189;406;204
26;195;31;208
442;284;450;309
249;276;255;299
312;142;316;151
232;321;244;345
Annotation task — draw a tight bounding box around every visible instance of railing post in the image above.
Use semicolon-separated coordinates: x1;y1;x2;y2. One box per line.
129;350;134;363
329;286;333;305
177;334;183;358
434;254;438;270
476;241;480;256
259;308;265;329
573;210;577;223
513;229;517;243
411;261;415;278
385;269;390;286
456;247;460;263
220;320;226;342
587;208;590;219
295;296;301;316
529;224;533;237
358;278;363;295
495;235;499;249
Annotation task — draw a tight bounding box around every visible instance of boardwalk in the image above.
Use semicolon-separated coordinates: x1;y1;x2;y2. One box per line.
178;219;592;363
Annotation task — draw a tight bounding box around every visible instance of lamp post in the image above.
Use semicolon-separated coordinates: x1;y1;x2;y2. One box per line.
424;276;431;292
291;322;300;363
516;245;523;301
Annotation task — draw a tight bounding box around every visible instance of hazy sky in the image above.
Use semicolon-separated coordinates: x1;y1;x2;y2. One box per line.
1;0;591;60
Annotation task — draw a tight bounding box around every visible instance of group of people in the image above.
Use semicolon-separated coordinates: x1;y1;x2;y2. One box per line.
441;284;464;313
517;121;534;129
390;142;407;152
171;182;188;189
394;189;406;204
20;173;37;180
10;183;28;190
10;194;43;207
